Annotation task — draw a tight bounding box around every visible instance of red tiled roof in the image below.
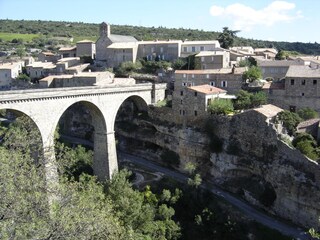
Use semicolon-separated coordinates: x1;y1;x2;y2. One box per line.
187;84;226;95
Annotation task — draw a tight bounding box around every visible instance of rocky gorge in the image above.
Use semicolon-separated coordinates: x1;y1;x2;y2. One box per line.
115;104;320;230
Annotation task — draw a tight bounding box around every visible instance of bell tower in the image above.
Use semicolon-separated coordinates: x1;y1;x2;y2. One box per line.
100;22;110;37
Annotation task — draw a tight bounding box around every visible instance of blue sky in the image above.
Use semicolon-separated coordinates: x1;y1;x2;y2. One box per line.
0;0;319;43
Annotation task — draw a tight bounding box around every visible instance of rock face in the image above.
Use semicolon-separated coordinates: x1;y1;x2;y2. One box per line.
117;107;320;230
208;110;320;230
62;102;320;229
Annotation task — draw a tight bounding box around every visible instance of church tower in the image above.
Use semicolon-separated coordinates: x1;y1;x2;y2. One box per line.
100;22;110;37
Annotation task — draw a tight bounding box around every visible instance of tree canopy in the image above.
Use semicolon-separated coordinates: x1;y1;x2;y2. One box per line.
217;27;240;49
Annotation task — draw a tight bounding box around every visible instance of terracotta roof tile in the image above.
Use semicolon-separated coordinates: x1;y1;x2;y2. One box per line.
187;84;226;95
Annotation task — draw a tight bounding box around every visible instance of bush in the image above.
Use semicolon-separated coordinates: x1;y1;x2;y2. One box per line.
16;73;31;82
233;90;267;110
208;99;234;115
242;66;262;82
292;133;320;161
277;111;302;135
297;108;319;120
250;91;267;108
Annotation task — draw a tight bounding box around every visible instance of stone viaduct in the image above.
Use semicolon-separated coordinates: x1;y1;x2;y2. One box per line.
0;83;165;184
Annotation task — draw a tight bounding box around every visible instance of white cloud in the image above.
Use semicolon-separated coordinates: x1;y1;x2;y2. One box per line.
209;1;303;31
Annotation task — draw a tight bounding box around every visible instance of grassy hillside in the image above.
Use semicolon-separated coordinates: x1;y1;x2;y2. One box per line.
0;32;40;42
1;19;320;55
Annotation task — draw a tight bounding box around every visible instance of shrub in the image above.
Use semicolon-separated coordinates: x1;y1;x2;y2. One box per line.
277;110;302;135
16;73;31;82
208;99;234;115
242;66;262;82
297;108;319;120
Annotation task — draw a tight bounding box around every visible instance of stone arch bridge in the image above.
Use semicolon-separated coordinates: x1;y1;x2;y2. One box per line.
0;83;165;183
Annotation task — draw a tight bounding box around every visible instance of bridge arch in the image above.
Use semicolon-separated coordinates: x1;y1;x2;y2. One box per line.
54;100;119;180
111;94;149;131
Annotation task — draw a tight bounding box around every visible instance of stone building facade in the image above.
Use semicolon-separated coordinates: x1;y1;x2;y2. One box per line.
195;49;230;70
172;68;244;122
258;60;301;80
76;40;96;59
137;40;181;61
0;62;23;89
180;40;221;58
95;22;138;66
58;46;77;58
178;85;229;121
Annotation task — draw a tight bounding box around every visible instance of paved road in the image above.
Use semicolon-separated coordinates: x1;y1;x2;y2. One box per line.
59;135;312;240
119;152;312;240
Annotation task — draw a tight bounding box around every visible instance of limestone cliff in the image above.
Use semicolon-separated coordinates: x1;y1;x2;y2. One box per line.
117;106;320;230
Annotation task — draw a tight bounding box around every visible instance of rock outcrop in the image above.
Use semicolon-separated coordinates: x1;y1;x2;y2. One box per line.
117;105;320;230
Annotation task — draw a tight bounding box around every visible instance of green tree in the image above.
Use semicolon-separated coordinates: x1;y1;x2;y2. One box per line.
16;73;31;82
172;58;187;70
16;45;26;58
277;110;302;135
208;98;234;115
242;66;263;82
297;107;319;120
233;90;252;110
217;27;240;49
0;115;181;239
275;50;286;60
250;91;267;108
105;169;181;239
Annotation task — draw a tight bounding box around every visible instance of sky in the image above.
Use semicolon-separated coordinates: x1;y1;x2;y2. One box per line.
0;0;319;43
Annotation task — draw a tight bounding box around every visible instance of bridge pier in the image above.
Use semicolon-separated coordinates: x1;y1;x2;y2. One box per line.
93;131;118;181
42;135;59;203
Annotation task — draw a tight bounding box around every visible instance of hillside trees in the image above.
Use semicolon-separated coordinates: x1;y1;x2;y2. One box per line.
0;114;181;239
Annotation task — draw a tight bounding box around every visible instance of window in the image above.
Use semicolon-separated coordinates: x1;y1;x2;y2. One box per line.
221;81;227;87
301;92;305;96
180;110;182;115
206;74;210;79
4;73;7;78
183;110;185;115
207;99;212;105
162;54;165;60
211;56;215;61
192;74;194;78
200;46;204;51
180;91;183;96
210;81;215;86
192;46;196;52
194;110;198;116
291;79;295;85
123;55;126;61
183;74;186;78
194;92;198;97
151;47;154;53
183;47;187;52
123;49;125;53
160;47;164;53
313;79;317;85
301;79;306;85
201;57;205;62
